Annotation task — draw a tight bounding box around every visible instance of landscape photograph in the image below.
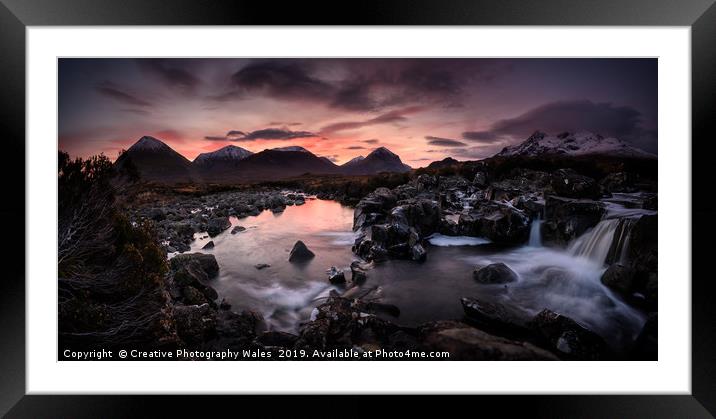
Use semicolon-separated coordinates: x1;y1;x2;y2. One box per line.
58;58;657;361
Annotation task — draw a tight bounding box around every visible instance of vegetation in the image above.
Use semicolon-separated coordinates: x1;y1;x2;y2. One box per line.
58;151;177;350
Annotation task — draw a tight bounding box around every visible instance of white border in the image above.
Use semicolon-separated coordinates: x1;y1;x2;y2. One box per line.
27;27;691;394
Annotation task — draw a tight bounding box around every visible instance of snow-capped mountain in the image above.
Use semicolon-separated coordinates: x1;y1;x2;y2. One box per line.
193;145;253;166
496;131;655;158
272;146;310;153
341;147;412;175
127;135;174;152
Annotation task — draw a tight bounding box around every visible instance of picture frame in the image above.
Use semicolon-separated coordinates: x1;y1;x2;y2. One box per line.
2;0;714;416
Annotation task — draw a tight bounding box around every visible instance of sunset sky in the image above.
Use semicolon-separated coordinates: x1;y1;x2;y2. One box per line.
59;58;657;167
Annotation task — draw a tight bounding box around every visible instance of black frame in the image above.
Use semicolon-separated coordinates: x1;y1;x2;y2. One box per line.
2;0;714;416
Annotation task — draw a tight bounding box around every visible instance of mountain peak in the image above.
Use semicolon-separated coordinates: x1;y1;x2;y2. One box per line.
368;146;398;158
497;131;655;158
342;156;365;167
272;146;310;153
129;136;171;152
194;145;253;164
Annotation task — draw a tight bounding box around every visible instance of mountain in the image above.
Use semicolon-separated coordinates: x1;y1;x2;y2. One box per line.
340;147;412;175
193;145;253;166
115;136;194;183
341;156;365;168
272;146;311;153
496;131;656;159
427;157;459;170
226;148;340;181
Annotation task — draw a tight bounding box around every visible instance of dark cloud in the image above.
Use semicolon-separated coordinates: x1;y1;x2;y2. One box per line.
425;136;467;147
268;121;302;126
204;128;317;142
461;131;501;142
363;139;379;144
230;61;333;103
473;100;656;152
95;81;151;107
320;106;423;135
346;146;366;150
119;108;151;116
136;59;200;92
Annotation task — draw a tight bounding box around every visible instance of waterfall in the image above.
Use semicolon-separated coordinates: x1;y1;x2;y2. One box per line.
568;219;620;264
528;217;543;247
568;217;638;266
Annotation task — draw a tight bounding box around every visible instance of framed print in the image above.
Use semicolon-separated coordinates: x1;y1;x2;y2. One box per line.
2;0;715;416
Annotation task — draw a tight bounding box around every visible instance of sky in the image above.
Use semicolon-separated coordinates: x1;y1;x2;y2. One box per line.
58;58;657;167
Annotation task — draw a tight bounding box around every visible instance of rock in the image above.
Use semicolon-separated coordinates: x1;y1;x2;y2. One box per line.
528;309;607;360
600;264;635;296
390;198;442;237
599;172;638;193
182;286;207;305
473;263;519;284
171;253;219;279
418;321;558;361
353;187;397;231
550;168;600;199
288;240;315;262
215;309;266;344
147;208;165;221
411;243;427;262
350;261;368;284
631;313;657;360
207;217;231;237
461;297;531;336
201;240;215;250
627;215;658;309
458;203;529;244
254;330;299;348
231;226;246;234
173;303;217;344
254;263;271;270
365;302;401;318
473;171;488;188
327;266;346;284
542;196;605;244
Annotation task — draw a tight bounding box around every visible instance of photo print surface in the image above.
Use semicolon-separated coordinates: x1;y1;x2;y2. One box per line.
58;58;657;361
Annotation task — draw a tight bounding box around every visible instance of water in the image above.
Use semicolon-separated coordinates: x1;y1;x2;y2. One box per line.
181;197;646;352
528;217;543;247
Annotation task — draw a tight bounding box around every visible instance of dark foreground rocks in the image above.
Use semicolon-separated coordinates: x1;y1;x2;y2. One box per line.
528;309;607;360
472;263;519;284
169;253;220;306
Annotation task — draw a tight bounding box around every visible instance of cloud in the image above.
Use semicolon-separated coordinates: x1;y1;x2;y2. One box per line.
471;100;656;152
204;128;317;142
269;121;302;126
346;146;366;150
461;131;501;142
95;81;151;107
363;139;379;144
320;106;423;135
425;136;467;147
230;60;333;103
136;59;200;92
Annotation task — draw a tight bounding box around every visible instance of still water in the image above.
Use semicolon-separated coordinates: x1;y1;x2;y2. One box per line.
184;196;646;351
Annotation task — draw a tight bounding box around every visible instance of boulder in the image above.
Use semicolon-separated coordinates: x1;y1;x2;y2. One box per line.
327;266;346;284
182;286;207;305
231;226;246;234
459;203;529;244
171;253;219;280
411;243;427;262
542;196;605;244
418;321;558;361
353;187;397;231
201;240;215;250
550;168;600;199
173;303;217;344
473;263;519;284
600;264;635;296
254;263;271;270
350;261;368;284
461;297;531;336
207;217;231;237
288;240;315;262
528;309;607;360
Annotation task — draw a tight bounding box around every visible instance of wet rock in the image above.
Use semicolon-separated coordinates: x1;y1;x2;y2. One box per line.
473;171;488;188
550;168;600;199
219;298;231;310
458;203;529;244
542;196;605;244
349;261;368;284
411;243;427;262
173;303;217;344
418;320;558;361
528;309;607;360
288;240;315;262
473;263;519;284
600;264;635;296
254;263;271;270
201;240;215;250
327;266;346;284
599;172;638;194
182;286;207;305
231;226;246;234
171;253;219;280
215;309;266;346
207;217;231;237
390;198;442;237
461;297;531;336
